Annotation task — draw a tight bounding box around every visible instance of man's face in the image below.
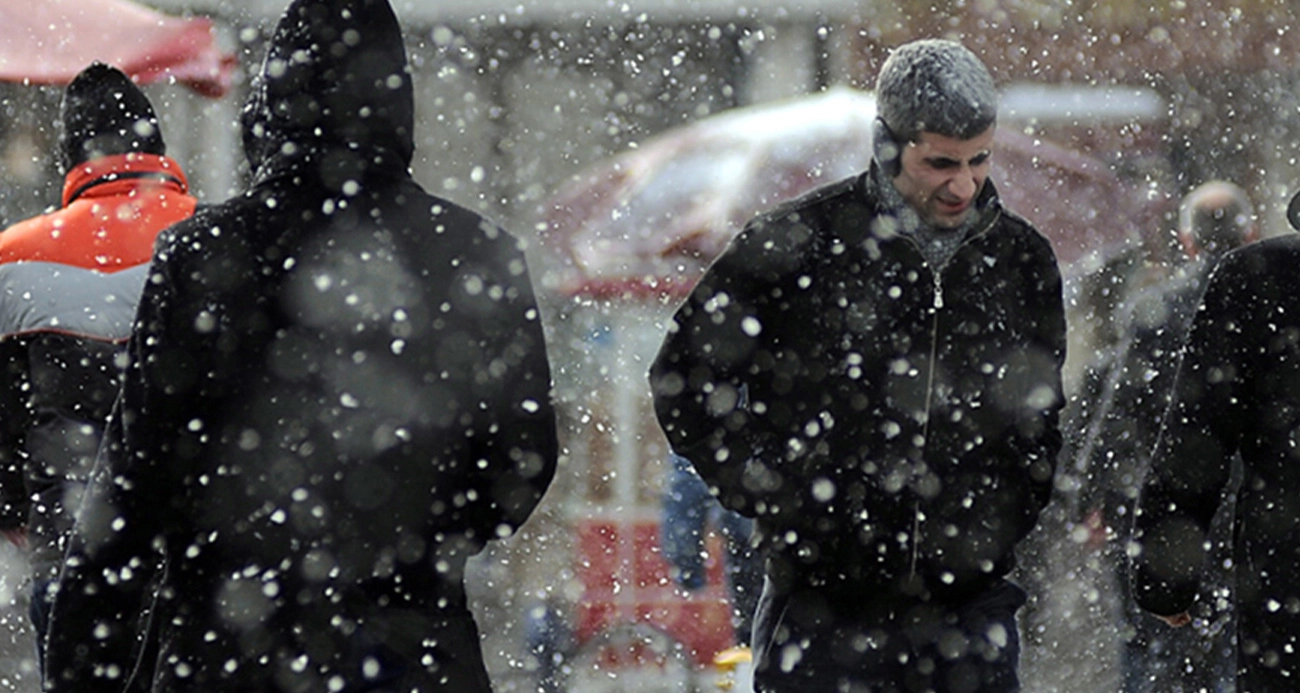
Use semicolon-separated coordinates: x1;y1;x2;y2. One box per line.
893;126;995;229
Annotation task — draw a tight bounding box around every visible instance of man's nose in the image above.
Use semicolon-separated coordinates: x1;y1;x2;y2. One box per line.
949;170;978;200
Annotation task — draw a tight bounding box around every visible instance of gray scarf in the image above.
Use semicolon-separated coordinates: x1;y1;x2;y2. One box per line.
871;164;982;272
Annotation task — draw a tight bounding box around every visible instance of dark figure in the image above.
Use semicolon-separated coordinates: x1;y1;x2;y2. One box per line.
650;39;1065;693
1090;181;1258;491
1074;181;1257;542
1077;181;1255;692
661;452;760;645
43;1;557;691
1133;195;1300;692
0;62;196;670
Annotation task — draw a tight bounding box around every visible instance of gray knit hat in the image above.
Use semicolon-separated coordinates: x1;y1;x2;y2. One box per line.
873;40;996;175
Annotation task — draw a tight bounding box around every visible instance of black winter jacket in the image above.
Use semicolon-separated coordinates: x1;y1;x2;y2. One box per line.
1134;233;1300;692
0;278;133;579
651;166;1065;605
44;1;558;691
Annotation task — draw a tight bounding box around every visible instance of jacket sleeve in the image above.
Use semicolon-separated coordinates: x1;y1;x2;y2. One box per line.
1018;237;1067;536
993;236;1067;563
45;255;179;692
1132;255;1249;617
649;216;804;517
456;232;558;542
0;340;30;531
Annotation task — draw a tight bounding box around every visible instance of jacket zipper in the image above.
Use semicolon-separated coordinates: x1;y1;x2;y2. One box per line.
911;271;942;579
901;210;999;582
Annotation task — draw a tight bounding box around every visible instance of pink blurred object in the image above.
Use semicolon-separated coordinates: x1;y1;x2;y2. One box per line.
539;87;1149;300
1;527;27;551
0;0;236;97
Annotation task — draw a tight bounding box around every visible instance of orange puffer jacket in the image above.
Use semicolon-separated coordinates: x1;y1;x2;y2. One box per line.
0;152;196;269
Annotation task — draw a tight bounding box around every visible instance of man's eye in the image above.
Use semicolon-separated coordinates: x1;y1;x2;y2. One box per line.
971;153;991;166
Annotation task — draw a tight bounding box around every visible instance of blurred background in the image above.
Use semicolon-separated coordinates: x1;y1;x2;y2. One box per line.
1;0;1298;690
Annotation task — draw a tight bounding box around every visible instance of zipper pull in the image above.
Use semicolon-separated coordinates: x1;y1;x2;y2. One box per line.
933;274;944;309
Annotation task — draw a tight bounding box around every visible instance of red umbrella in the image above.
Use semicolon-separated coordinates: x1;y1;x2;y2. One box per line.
539;87;1150;300
0;0;235;97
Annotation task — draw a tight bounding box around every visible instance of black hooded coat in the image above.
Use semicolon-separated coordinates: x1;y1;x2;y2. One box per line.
1134;233;1300;691
44;1;557;691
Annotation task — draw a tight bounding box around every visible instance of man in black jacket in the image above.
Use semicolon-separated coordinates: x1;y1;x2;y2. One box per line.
1133;195;1300;692
650;39;1065;692
43;0;557;690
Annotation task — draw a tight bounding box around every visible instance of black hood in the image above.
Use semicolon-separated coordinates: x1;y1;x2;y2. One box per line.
59;62;166;173
241;0;415;183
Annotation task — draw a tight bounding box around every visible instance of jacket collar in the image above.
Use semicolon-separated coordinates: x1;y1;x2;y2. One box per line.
859;160;1003;237
61;153;189;207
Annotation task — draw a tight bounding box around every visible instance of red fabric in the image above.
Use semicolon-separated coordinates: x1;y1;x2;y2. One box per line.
0;152;196;270
0;0;235;97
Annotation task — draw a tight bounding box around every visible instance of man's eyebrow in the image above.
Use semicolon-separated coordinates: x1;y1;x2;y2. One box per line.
924;150;992;165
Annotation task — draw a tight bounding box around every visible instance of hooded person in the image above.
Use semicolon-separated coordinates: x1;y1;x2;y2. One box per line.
649;39;1064;692
0;61;196;670
42;0;558;690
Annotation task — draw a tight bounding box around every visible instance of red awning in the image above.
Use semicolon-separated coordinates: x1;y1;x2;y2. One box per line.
0;0;236;97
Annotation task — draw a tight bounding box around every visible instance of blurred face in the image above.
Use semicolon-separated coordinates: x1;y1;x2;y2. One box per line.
893;127;995;229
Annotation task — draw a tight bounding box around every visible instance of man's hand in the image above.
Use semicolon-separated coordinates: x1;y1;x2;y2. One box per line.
1157;611;1191;628
0;527;27;550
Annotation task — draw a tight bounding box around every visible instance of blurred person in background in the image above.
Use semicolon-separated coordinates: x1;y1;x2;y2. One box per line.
1073;181;1255;691
1132;189;1300;693
43;0;557;690
661;451;761;645
0;61;196;673
650;39;1065;693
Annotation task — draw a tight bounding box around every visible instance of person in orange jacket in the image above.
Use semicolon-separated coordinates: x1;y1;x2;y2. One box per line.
0;61;196;673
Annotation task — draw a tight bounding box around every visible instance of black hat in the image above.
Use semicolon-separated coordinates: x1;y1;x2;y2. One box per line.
59;62;166;172
1289;190;1300;232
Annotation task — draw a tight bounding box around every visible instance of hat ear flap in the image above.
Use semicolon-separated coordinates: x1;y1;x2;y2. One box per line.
873;117;902;178
1288;190;1300;232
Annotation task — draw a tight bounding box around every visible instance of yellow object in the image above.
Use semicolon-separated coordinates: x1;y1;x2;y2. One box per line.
714;645;752;670
713;645;753;691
